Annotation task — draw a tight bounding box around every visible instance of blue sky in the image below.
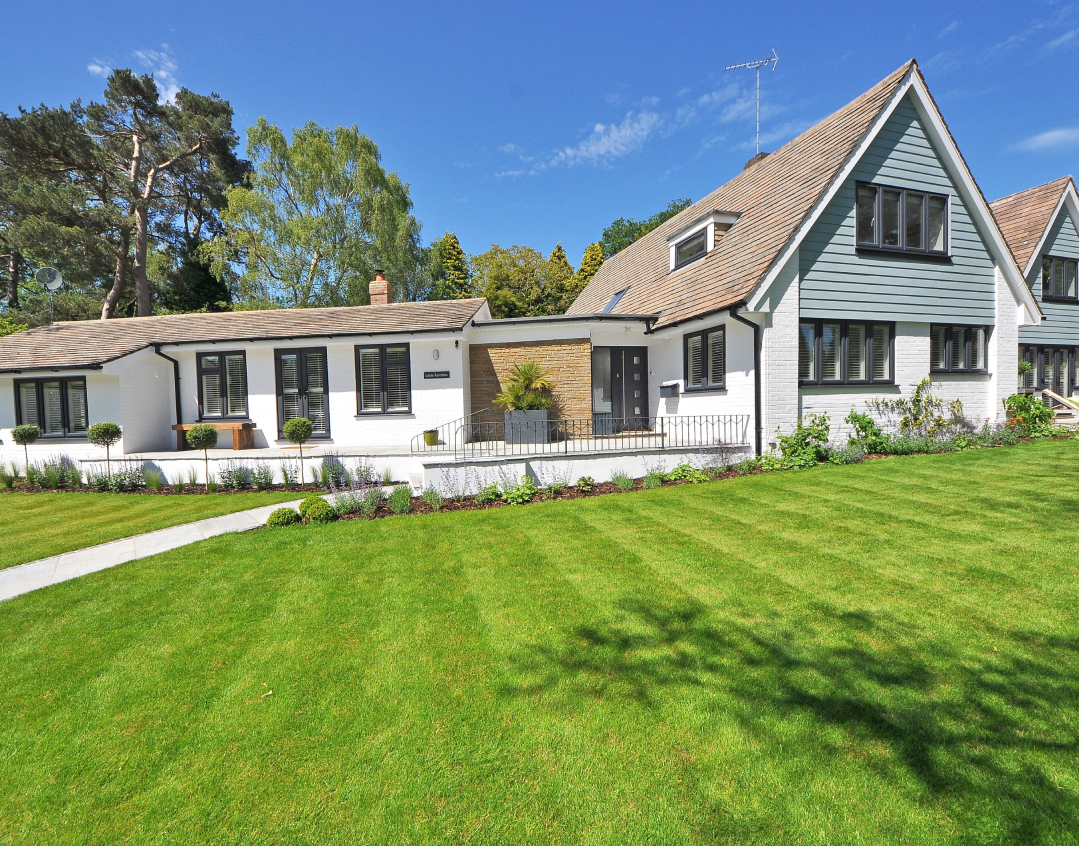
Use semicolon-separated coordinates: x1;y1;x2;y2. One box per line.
3;1;1078;265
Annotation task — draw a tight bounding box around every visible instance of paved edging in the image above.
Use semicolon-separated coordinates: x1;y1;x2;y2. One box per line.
0;499;306;603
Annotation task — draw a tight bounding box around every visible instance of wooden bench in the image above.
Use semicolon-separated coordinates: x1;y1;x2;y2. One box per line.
172;421;256;451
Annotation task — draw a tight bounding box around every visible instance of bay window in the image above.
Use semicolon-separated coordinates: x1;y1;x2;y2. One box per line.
799;320;893;385
15;377;88;437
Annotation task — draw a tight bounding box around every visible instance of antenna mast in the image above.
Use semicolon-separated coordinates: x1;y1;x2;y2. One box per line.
724;47;779;155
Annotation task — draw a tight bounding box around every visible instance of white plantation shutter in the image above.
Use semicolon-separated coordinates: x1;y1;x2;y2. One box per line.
686;335;702;388
847;324;866;380
305;352;328;434
358;348;382;411
798;322;816;381
707;329;725;387
931;326;946;370
18;383;39;429
66;381;88;433
384;346;410;411
202;371;223;417
280;354;301;423
42;381;64;435
226;355;248;416
872;325;891;382
821;323;841;381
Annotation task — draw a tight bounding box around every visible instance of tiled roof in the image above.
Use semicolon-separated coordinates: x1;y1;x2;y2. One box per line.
568;61;916;329
0;298;488;373
989;176;1075;273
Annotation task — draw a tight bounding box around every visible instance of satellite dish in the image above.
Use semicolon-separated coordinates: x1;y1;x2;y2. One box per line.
36;267;63;292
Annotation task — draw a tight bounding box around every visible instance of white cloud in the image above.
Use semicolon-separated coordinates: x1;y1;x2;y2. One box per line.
732;119;815;152
640;95;660;107
938;20;960;37
1016;127;1079;151
549;110;661;167
133;44;180;103
1048;28;1079;49
87;60;112;77
674;83;739;128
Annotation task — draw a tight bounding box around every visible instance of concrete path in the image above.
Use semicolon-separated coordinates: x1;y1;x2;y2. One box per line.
0;499;305;603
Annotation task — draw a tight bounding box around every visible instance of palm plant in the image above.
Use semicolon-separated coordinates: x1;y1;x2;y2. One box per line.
494;362;554;411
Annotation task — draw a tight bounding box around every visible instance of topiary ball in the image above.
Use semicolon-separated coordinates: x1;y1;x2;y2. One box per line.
266;507;301;528
303;500;337;524
298;495;324;518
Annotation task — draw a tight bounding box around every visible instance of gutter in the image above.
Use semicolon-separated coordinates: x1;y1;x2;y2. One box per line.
153;344;183;427
471;313;659;329
728;305;762;457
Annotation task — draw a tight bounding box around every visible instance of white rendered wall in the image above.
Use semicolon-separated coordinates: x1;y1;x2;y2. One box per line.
759;251;801;448
116;348;176;453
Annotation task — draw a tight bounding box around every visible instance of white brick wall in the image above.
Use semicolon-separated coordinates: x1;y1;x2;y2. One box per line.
991;266;1019;421
760;251;800;448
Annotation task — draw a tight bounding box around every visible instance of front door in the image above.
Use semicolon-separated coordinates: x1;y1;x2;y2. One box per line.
606;347;649;432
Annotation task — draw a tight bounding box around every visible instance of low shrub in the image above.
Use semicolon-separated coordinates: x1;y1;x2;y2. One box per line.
642;471;664;489
252;463;275;490
826;443;864;465
0;464;14;489
381;467;394;486
205;478;218;493
219;461;254;490
298;495;325;519
421;486;444;511
321;454;350;488
303;500;337;525
664;462;709;484
1003;393;1056;437
845;410;889;453
361;486;385;516
388;485;413;514
42;465;62;490
502;476;539;505
280;462;299;490
172;479;186;494
612;470;635;491
575;476;595;493
266;507;301;528
541;481;567;501
776;414;831;468
476;483;501;506
353;461;377;485
88;461;145;492
732;459;761;476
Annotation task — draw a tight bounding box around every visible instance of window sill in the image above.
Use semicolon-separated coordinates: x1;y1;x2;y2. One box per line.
274;436;332;445
197;417;253;424
671;255;707;273
1039;296;1079;305
681;386;727;395
800;381;896;388
354;411;415;418
929;370;990;377
855;246;952;263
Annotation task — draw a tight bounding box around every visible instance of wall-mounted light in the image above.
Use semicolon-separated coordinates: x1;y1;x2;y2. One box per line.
432;349;440;360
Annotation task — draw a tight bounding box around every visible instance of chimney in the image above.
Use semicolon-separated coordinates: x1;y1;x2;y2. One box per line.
743;151;769;171
369;271;390;306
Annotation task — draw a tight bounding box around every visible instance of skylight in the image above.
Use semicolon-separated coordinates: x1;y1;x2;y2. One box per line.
602;287;629;314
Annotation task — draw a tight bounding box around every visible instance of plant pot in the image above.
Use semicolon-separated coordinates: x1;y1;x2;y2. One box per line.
505;409;549;444
423;429;439;447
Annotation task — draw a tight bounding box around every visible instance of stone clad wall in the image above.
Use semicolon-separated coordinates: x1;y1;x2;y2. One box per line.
469;340;591;419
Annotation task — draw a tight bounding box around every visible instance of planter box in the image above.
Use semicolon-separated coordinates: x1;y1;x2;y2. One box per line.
505;410;550;444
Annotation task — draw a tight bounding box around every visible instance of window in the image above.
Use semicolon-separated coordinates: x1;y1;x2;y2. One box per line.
275;348;329;437
1041;256;1079;301
856;182;948;255
684;326;725;390
197;352;248;419
674;230;707;269
1025;347;1078;396
15;377;88;437
355;344;411;414
602;287;628;314
929;325;988;374
798;320;893;385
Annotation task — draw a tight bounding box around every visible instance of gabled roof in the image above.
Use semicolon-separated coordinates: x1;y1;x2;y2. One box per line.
570;60;1039;330
568;61;915;329
990;176;1077;274
0;298;489;373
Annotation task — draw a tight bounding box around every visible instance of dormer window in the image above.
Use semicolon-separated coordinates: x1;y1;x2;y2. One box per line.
602;286;629;314
667;210;740;272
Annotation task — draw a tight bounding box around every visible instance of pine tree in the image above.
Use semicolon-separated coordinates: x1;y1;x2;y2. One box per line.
543;243;576;314
560;242;604;312
427;231;471;300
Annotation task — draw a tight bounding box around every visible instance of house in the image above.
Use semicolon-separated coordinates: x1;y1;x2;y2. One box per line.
989;176;1079;397
0;60;1042;488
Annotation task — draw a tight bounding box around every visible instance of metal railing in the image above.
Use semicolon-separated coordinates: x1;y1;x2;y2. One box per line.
449;414;751;459
410;408;499;453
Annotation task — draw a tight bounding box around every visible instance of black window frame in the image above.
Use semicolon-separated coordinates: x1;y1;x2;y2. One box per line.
855;181;950;257
798;319;895;386
196;350;250;421
602;287;629;314
929;324;989;374
273;347;331;439
1021;345;1078;395
673;229;708;270
14;376;90;438
354;343;412;415
682;325;726;392
1040;255;1079;303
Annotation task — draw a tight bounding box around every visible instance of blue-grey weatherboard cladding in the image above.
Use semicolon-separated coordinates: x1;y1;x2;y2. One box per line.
1019;206;1079;345
799;94;996;324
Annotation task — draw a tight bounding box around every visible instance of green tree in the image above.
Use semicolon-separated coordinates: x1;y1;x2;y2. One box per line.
427;231;470;300
208;120;424;309
86;421;122;479
184;424;218;486
11;423;39;476
600;198;692;258
542;243;576;314
0;313;27;336
469;245;546;318
282;417;314;481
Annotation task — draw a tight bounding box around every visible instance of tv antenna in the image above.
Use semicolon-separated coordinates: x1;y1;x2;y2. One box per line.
724;47;779;155
36;267;63;324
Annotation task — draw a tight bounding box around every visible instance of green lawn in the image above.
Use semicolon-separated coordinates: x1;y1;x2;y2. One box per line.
0;490;300;568
1;440;1078;845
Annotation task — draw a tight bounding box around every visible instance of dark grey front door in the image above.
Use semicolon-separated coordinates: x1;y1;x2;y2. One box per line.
610;347;648;431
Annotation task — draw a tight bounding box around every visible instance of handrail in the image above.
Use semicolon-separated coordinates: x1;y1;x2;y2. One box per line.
451;414;751;459
410;408;499;453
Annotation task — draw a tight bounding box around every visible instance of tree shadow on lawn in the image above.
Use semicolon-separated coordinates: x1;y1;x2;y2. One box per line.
502;598;1079;842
